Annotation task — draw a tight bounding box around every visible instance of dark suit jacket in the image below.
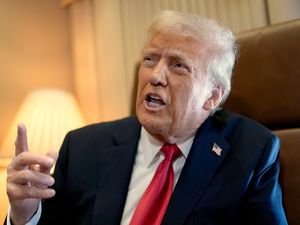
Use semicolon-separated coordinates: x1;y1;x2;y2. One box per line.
37;109;287;225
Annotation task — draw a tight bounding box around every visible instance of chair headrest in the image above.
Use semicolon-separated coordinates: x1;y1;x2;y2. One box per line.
224;19;300;129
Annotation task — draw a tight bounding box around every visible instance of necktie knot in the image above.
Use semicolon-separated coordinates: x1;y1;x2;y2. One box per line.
161;143;181;162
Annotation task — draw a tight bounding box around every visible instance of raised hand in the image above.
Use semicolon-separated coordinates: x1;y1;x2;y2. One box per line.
6;124;58;225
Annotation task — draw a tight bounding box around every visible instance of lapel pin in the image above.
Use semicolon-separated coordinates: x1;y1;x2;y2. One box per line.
212;142;222;157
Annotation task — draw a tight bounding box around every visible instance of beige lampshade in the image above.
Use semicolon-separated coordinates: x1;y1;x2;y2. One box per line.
0;89;85;161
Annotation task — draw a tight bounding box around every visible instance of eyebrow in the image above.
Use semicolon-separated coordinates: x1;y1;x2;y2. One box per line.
141;47;199;74
141;47;193;63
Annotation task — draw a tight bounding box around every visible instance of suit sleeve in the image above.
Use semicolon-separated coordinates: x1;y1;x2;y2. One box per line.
241;134;288;225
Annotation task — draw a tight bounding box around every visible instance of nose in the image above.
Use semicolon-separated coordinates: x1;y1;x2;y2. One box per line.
149;60;167;87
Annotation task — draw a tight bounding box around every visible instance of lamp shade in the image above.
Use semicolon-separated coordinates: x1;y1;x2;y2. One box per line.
0;89;85;159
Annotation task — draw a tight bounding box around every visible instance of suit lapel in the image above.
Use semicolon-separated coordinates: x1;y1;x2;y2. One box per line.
162;113;239;225
91;118;141;225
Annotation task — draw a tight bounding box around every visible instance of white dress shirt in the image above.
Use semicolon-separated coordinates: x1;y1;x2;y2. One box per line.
7;127;194;225
120;128;194;224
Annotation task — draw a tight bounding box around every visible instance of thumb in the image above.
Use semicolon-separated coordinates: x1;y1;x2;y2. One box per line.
38;151;58;175
46;151;58;162
15;123;29;156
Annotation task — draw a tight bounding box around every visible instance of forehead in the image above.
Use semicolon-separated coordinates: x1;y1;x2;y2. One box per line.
142;32;209;61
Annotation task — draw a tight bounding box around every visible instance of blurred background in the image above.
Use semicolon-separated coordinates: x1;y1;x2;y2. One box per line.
0;0;299;222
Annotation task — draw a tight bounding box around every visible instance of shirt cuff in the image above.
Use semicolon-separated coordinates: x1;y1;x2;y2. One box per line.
7;201;42;225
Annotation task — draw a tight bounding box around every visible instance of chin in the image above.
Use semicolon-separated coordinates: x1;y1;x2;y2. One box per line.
137;110;166;134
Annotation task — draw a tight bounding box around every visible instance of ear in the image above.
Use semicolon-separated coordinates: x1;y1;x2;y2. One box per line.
203;86;224;110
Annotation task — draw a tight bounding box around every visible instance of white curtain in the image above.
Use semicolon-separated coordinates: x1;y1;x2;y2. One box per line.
69;0;102;122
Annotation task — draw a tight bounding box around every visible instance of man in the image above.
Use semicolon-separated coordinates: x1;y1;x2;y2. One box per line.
6;10;287;225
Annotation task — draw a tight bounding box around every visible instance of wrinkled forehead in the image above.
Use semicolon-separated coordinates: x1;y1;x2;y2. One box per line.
142;32;214;63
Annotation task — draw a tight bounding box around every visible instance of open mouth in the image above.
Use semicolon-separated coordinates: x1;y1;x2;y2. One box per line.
145;94;166;108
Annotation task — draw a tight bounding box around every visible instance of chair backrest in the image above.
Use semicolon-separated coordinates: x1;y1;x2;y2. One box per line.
223;19;300;225
224;19;300;129
274;128;300;225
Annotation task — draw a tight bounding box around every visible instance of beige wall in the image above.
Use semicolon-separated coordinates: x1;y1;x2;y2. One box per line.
0;165;9;223
0;0;72;221
0;0;73;158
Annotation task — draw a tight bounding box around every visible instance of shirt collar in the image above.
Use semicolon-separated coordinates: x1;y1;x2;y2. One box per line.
139;127;195;168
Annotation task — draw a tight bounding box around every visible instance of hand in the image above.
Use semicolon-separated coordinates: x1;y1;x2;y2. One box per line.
6;124;58;225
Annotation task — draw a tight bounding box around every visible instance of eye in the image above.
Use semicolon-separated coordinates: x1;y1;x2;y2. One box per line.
174;62;186;69
142;56;157;67
172;61;190;74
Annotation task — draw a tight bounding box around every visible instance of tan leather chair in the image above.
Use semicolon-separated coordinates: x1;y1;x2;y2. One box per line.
224;19;300;225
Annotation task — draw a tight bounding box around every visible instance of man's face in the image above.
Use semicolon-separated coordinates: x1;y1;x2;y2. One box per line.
136;32;221;143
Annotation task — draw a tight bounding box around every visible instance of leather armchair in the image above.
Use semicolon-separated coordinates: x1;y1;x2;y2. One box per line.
224;19;300;225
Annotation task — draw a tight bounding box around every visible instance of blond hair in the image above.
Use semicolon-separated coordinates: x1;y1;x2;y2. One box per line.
146;10;238;104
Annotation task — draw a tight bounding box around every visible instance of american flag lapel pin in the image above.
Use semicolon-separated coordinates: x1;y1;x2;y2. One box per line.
212;142;222;157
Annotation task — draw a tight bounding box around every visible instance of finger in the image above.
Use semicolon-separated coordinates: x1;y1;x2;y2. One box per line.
46;151;58;162
12;152;55;171
39;151;58;174
7;183;56;200
8;169;55;187
15;123;29;156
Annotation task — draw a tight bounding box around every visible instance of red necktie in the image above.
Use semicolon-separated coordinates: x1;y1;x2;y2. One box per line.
129;143;181;225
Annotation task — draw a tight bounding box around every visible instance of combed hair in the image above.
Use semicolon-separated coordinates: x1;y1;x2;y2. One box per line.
145;10;238;104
